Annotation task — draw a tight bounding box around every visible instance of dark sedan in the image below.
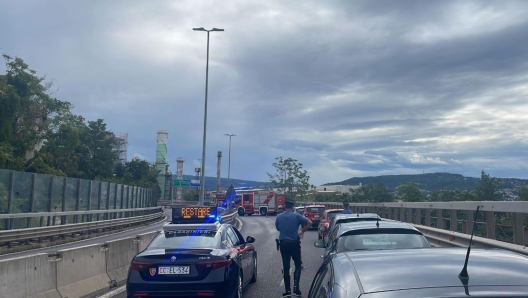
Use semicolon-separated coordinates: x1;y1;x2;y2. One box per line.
126;207;257;298
308;248;528;297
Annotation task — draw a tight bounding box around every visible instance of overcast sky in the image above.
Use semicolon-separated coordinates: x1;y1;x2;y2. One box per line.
2;0;528;185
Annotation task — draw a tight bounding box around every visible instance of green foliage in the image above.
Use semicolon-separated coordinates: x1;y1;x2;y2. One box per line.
0;54;156;192
518;186;528;201
350;183;395;203
112;157;160;189
395;182;427;202
267;157;311;200
475;170;501;201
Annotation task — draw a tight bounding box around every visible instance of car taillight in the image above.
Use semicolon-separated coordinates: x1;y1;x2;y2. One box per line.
130;261;153;271
196;259;232;270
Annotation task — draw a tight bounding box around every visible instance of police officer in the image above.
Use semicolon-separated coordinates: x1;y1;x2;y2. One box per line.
341;200;353;214
275;199;312;297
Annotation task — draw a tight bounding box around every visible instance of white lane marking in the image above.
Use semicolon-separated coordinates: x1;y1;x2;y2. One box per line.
280;268;294;286
96;285;126;298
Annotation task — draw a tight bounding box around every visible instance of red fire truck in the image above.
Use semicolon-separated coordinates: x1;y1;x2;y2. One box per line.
235;189;285;216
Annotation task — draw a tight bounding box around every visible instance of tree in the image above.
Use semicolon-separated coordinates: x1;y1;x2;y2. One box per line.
112;157;160;188
348;183;394;203
518;186;528;201
0;55;71;167
395;182;427;202
267;157;311;200
475;170;501;201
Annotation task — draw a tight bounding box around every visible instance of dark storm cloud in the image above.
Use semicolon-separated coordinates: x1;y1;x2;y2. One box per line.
1;0;528;185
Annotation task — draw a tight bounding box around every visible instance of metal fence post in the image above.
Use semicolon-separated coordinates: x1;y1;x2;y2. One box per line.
47;176;54;226
27;173;36;228
513;213;524;245
450;209;457;232
120;185;125;218
74;179;81;223
97;181;102;221
106;182;111;220
87;180;93;222
61;177;67;225
113;183;118;219
6;171;15;230
436;209;444;229
126;185;131;218
486;211;496;240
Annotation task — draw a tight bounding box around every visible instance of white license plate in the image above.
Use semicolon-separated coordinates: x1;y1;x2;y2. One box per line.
158;266;190;275
315;215;320;218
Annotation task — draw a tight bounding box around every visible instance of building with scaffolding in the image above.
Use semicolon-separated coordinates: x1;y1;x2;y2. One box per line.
156;131;169;198
112;133;129;165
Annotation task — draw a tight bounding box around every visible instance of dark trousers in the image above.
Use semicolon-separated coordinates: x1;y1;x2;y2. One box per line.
280;240;302;292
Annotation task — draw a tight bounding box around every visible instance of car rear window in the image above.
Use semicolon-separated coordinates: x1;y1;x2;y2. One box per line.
336;218;378;225
337;231;430;251
307;207;325;213
148;231;220;249
327;211;341;220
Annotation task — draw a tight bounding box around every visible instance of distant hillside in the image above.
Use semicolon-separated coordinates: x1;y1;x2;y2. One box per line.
325;172;528;192
173;174;271;191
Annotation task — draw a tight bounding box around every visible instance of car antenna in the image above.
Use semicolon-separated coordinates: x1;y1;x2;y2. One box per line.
458;205;481;283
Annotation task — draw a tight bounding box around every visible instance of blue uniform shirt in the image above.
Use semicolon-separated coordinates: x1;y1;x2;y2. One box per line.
341;208;353;214
275;210;309;241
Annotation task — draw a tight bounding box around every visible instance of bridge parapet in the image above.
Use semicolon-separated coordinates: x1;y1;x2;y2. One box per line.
300;201;528;246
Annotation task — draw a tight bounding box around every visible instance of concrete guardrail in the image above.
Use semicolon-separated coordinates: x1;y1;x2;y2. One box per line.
0;207;240;298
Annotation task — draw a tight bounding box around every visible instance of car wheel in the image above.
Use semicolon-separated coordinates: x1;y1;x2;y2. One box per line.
250;258;257;283
235;272;243;298
318;234;322;240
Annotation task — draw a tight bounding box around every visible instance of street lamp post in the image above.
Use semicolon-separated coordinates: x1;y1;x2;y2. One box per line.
193;27;224;206
224;134;236;186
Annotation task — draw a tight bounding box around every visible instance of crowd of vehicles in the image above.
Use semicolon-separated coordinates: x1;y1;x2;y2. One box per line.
126;203;528;297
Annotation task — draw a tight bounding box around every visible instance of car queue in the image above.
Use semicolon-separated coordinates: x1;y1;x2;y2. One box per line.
125;203;528;298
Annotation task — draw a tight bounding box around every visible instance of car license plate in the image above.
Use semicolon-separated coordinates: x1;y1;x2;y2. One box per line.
158;266;190;275
315;215;320;218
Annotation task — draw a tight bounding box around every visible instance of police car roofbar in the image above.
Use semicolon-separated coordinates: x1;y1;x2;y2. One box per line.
163;221;222;232
171;206;220;224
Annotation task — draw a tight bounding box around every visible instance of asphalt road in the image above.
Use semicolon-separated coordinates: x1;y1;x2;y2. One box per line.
109;214;323;298
241;215;322;298
0;209;171;261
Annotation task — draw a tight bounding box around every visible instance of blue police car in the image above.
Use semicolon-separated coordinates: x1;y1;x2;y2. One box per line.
126;206;257;298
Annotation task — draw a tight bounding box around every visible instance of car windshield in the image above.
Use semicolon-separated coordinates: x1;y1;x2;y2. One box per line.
148;231;220;249
307;207;325;213
337;231;430;251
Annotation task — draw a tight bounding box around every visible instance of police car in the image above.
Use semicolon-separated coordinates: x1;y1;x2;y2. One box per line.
126;206;257;298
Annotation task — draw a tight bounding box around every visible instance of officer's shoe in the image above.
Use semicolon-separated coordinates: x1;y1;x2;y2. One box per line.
282;291;292;297
293;287;302;296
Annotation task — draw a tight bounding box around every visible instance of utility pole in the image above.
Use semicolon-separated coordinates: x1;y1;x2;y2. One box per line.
224;134;236;186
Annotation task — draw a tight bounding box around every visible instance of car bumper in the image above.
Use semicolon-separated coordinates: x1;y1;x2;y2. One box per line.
127;281;231;297
311;220;320;227
127;269;235;298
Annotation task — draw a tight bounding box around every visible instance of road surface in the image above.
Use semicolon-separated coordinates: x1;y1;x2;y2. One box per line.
109;214;323;298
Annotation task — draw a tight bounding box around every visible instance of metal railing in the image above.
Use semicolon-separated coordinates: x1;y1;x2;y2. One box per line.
0;208;164;248
0;168;156;230
310;201;528;246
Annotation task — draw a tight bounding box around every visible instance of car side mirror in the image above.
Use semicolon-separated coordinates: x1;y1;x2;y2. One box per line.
246;236;255;244
314;239;325;248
